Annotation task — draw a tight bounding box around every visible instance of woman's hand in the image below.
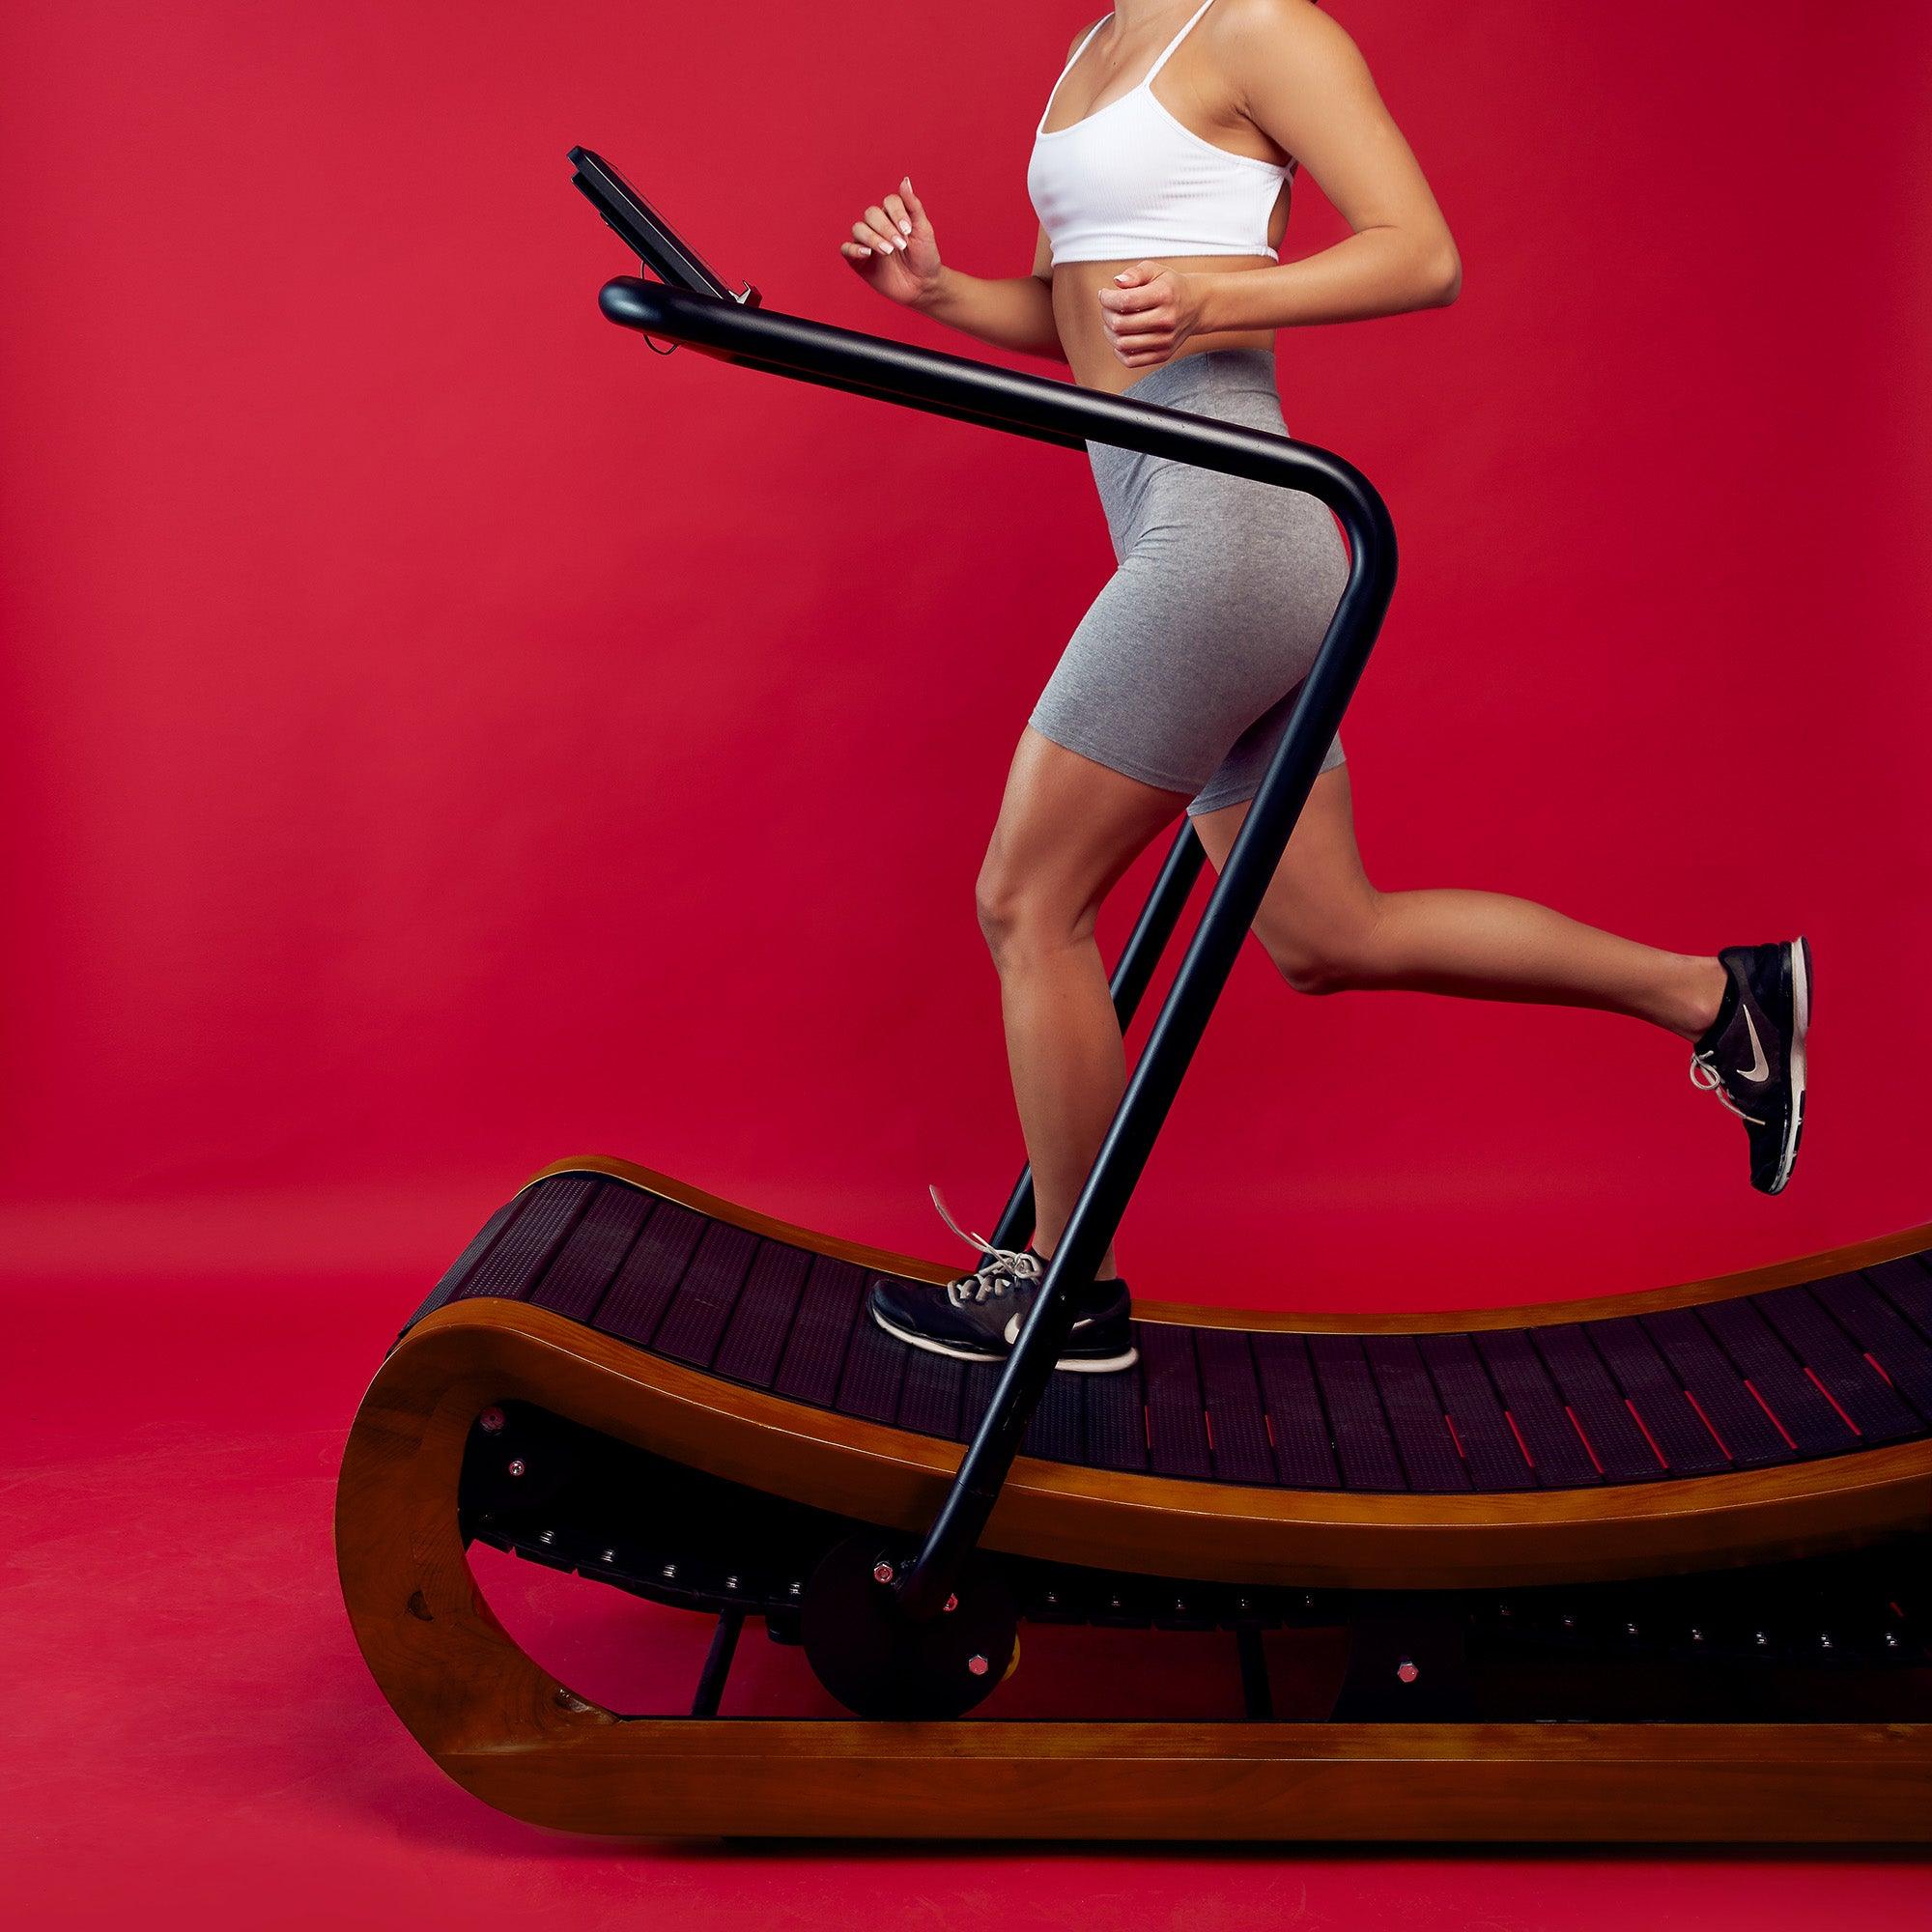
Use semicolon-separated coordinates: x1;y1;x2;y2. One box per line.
1096;263;1209;368
840;176;944;309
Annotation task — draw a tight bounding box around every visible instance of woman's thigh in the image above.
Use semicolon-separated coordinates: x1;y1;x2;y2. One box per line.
979;727;1189;941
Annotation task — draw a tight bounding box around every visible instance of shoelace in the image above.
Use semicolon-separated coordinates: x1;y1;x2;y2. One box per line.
1689;1051;1765;1126
928;1185;1042;1308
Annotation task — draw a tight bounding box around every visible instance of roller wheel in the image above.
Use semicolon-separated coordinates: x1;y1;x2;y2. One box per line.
801;1533;1018;1719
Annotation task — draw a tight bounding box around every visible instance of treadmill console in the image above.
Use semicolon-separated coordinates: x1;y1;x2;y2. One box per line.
567;146;761;308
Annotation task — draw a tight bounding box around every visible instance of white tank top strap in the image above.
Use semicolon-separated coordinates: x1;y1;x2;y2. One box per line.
1037;15;1113;133
1142;0;1225;88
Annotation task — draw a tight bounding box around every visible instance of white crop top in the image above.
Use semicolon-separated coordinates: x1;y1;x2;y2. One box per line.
1026;0;1290;267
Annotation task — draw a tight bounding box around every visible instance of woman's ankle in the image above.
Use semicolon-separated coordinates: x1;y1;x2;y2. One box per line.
1032;1237;1119;1283
1663;953;1728;1041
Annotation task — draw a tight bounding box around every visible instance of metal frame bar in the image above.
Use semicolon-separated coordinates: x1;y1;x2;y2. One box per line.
595;275;1399;1622
987;822;1205;1252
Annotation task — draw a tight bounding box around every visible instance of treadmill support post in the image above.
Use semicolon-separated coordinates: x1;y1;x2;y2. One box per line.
988;821;1205;1253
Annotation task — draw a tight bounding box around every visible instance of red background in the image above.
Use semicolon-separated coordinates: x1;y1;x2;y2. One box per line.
4;1;1929;1923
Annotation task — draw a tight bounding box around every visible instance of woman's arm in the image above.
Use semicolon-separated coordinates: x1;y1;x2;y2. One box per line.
841;178;1066;361
1098;0;1461;366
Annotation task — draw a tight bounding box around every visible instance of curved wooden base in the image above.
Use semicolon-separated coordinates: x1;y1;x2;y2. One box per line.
337;1160;1932;1839
337;1287;1932;1840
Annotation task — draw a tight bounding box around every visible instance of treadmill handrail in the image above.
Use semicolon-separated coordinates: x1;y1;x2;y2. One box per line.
594;271;1399;1621
599;277;1389;530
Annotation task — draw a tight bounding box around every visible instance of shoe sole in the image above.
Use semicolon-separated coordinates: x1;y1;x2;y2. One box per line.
1768;935;1810;1195
869;1302;1140;1375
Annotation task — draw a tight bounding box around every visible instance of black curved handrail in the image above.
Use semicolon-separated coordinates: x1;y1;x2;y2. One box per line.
596;273;1399;1618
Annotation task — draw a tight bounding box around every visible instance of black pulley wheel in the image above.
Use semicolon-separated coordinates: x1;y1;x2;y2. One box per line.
801;1532;1018;1719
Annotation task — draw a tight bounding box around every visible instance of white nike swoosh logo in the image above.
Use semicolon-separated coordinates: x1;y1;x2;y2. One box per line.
1005;1311;1099;1345
1735;1008;1771;1084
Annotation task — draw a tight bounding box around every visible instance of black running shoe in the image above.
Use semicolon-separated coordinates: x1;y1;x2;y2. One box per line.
867;1190;1139;1374
1000;1274;1138;1375
1689;939;1811;1195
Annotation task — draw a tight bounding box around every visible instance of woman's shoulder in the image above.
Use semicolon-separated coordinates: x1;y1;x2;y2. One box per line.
1208;0;1350;55
1065;14;1108;60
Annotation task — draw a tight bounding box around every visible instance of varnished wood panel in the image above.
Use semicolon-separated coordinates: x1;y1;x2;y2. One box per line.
335;1317;1932;1841
384;1298;1932;1590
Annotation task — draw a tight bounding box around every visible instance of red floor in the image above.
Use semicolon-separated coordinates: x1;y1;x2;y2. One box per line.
12;1256;1931;1931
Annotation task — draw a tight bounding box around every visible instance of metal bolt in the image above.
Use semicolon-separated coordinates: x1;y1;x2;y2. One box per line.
537;1529;554;1545
967;1654;990;1677
1396;1660;1420;1685
506;1459;526;1478
662;1563;677;1580
478;1406;506;1434
601;1549;617;1564
1817;1632;1833;1652
1753;1630;1771;1648
725;1576;741;1593
872;1561;895;1585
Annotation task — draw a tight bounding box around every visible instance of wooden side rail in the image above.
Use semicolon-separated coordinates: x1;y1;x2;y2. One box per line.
334;1308;1932;1839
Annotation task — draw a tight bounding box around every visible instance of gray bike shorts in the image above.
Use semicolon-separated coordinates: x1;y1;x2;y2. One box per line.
1029;348;1348;817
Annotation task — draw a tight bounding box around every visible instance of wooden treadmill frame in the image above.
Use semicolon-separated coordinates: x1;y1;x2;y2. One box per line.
335;1161;1932;1841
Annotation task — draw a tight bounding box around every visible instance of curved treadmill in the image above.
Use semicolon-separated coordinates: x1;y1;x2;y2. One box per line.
334;152;1932;1844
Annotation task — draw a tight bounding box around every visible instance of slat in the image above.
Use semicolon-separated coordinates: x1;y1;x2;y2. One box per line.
527;1181;653;1324
1415;1334;1535;1491
711;1241;812;1390
1141;1323;1212;1480
1585;1316;1730;1474
1751;1283;1920;1442
1023;1372;1086;1463
1473;1329;1600;1488
1193;1328;1276;1486
835;1281;911;1425
1822;1271;1932;1423
773;1256;868;1407
1363;1335;1467;1492
1082;1355;1149;1471
954;1362;1003;1442
895;1349;965;1439
1699;1296;1853;1456
1640;1305;1794;1467
1307;1336;1406;1492
1250;1333;1340;1490
1866;1255;1932;1342
651;1221;760;1368
406;1195;523;1329
1531;1325;1663;1481
453;1176;596;1305
594;1198;707;1347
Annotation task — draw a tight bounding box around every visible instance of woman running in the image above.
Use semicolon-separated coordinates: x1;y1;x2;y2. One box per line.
847;0;1809;1374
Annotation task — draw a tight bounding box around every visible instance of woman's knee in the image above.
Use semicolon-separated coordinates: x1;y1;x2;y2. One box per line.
1263;892;1387;996
975;853;1095;970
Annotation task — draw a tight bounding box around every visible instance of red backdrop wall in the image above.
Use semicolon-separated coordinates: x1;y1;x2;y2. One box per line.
3;0;1928;1312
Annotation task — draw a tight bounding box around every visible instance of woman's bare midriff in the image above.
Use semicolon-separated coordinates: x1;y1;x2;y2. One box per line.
1052;256;1278;392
